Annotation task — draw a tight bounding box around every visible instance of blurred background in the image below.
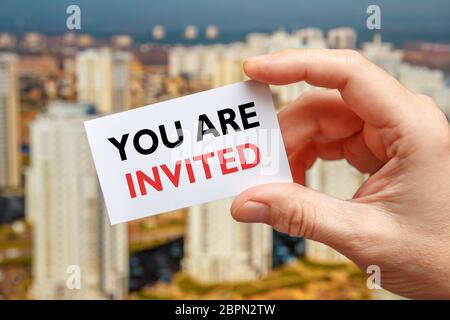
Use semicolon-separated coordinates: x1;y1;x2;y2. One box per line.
0;0;449;300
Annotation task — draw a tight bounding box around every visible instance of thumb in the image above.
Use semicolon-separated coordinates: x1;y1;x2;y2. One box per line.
231;183;375;254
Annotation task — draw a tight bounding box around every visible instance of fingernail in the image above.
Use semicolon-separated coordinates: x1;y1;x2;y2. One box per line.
246;54;270;63
234;201;269;223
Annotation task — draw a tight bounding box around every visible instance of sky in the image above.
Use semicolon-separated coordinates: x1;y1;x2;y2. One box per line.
1;0;449;43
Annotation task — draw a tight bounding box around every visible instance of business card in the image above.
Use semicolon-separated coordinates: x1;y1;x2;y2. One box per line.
84;80;292;224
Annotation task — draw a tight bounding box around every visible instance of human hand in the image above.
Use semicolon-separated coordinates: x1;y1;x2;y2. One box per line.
231;49;450;299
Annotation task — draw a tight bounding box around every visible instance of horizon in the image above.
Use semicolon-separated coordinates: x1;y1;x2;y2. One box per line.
1;0;450;46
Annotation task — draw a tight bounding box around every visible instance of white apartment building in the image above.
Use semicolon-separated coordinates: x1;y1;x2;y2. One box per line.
362;34;404;77
293;28;326;47
183;198;272;283
182;28;334;106
27;102;128;299
0;53;20;189
0;33;16;49
362;35;450;116
76;48;132;114
327;27;357;49
399;64;450;114
213;43;250;87
305;160;366;263
169;44;224;80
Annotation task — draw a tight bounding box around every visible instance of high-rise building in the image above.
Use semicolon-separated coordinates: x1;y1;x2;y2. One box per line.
169;45;224;81
183;198;272;283
27;102;128;299
111;35;133;49
305;159;366;263
77;34;94;48
327;27;357;49
213;44;248;87
293;28;326;47
0;33;16;49
0;53;20;189
168;28;328;91
362;35;450;115
22;32;47;51
76;48;132;114
362;34;403;77
398;64;450;114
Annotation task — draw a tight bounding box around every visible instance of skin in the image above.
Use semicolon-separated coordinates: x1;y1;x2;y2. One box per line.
230;49;450;299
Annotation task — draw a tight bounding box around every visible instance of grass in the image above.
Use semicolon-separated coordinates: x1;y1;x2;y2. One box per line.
0;256;31;267
301;258;350;270
135;258;369;300
0;240;29;250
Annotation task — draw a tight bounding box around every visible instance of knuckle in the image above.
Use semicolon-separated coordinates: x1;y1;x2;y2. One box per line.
299;90;318;103
349;49;364;59
284;197;316;239
286;201;304;237
413;94;450;141
416;93;437;107
341;49;367;67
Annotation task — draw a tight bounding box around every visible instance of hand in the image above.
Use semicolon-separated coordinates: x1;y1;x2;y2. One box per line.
231;49;450;299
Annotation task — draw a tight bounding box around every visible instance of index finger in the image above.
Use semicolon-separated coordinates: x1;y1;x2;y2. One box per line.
244;49;412;128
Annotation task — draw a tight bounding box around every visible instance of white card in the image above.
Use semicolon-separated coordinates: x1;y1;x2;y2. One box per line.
84;80;292;224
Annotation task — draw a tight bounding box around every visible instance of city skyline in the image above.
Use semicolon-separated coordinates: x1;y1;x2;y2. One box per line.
0;22;449;300
0;1;450;46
